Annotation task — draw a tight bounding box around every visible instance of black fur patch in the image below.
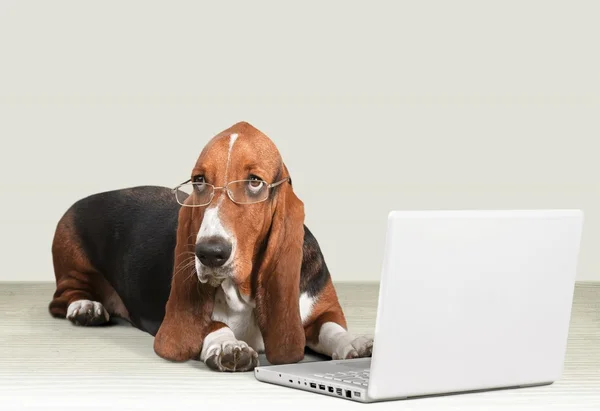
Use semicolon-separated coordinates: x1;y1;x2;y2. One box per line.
71;186;180;335
299;226;331;297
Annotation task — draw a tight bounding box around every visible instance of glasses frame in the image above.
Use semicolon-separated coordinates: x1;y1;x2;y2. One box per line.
172;177;289;207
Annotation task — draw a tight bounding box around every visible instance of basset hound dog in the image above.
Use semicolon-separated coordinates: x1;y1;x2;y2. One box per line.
49;121;373;371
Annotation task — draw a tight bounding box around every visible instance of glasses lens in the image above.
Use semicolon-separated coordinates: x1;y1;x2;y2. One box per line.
175;183;213;206
227;180;269;204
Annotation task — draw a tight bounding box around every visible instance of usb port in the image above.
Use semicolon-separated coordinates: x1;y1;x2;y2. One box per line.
354;391;361;398
345;390;352;398
336;388;342;396
328;386;334;393
309;383;317;389
319;384;326;390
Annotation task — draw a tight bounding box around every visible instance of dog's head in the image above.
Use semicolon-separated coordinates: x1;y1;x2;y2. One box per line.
154;122;306;364
187;122;302;292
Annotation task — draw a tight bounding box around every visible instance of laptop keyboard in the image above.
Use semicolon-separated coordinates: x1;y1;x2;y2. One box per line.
313;369;370;387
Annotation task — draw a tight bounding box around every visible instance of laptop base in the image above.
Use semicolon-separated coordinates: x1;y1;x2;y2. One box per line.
254;358;371;403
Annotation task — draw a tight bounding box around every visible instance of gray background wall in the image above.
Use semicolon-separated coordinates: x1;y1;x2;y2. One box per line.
1;1;598;281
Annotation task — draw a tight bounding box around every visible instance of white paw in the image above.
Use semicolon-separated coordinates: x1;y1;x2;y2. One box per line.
332;335;374;360
66;300;110;326
203;339;259;372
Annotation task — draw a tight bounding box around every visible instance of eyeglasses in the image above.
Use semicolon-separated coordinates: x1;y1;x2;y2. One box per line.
173;177;289;207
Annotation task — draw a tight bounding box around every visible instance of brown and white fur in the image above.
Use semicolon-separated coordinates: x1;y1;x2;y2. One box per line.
49;121;373;371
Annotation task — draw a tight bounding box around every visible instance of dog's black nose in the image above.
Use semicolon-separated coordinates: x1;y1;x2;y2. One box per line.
195;237;232;268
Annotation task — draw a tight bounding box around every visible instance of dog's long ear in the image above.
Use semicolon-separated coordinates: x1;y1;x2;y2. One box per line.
254;164;306;365
154;205;216;361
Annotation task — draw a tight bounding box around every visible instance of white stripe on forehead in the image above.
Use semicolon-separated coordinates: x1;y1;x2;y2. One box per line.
225;133;238;181
219;132;239;207
228;133;238;154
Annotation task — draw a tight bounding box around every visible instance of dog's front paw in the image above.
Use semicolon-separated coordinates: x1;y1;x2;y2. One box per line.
204;339;259;372
66;300;110;326
332;336;374;360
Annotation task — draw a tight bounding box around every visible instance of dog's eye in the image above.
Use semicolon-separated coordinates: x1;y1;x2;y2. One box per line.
249;175;263;187
192;176;208;193
248;176;264;191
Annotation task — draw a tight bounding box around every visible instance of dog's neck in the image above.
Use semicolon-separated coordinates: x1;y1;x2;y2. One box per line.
220;278;255;311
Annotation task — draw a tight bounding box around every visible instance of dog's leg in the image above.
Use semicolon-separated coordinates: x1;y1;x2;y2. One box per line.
304;281;373;360
200;322;259;372
50;270;111;326
49;212;110;326
307;320;373;360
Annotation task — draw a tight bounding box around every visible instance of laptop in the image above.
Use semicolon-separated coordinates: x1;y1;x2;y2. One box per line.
254;210;584;403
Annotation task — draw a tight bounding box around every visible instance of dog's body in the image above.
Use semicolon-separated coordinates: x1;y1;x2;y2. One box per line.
49;122;373;371
50;185;333;338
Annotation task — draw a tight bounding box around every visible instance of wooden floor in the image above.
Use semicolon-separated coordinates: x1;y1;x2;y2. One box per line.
0;282;598;411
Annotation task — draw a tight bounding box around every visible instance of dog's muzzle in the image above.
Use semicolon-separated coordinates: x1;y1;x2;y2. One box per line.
195;236;233;286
